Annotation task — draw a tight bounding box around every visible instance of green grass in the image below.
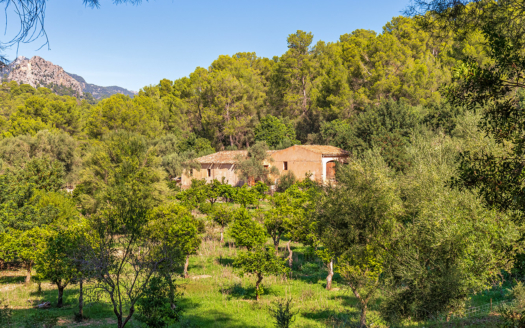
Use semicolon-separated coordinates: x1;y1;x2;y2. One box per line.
0;220;512;327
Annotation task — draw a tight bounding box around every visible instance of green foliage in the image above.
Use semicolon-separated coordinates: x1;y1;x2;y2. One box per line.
74;130;165;216
75;131;176;328
0;299;12;326
0;130;79;183
235;141;276;183
234;246;289;300
22;311;58;328
136;276;181;327
423;102;465;134
276;171;296;192
269;298;296;328
498;305;525;328
381;133;521;322
149;202;201;258
234;185;258;208
315;154;402;326
4;92;82;137
85;93;163;139
253;181;269;199
211;205;233;229
229;208;266;250
509;282;525;307
35;222;86;307
176;179;208;209
320;101;421;172
16;157;65;192
254;115;299;149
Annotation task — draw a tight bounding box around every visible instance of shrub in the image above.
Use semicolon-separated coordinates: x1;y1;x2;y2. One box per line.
136;276;180;327
509;281;525;306
277;172;296;192
499;305;525;328
269;298;296;328
198;202;213;215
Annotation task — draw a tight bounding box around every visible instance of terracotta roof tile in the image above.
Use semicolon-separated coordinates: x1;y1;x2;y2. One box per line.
194;150;278;164
294;145;349;156
194;146;347;164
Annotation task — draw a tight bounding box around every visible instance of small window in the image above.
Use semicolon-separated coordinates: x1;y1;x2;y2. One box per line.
207;169;211;177
283;162;288;170
190;169;193;176
264;165;269;169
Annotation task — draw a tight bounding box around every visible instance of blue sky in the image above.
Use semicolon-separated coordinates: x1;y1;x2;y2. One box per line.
3;0;410;91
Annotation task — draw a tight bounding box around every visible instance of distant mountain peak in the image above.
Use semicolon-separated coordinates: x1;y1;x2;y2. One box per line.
1;56;136;99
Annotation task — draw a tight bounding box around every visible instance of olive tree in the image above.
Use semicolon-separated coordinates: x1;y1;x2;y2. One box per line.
315;155;402;328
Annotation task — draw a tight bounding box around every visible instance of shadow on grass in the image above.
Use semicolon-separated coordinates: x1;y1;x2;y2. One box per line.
181;310;260;328
0;275;26;284
216;257;235;267
5;284;116;326
221;282;280;301
301;308;359;327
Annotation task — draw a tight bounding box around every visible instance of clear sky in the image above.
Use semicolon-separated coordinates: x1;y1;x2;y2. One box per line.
3;0;411;92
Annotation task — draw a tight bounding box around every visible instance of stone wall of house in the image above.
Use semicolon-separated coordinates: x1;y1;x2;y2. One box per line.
181;163;243;188
270;146;323;183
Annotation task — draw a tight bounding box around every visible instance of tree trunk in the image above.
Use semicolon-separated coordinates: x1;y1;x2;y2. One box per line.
57;284;65;307
302;76;308;115
184;255;190;278
79;280;84;318
359;303;367;328
25;262;32;284
326;258;334;290
273;237;280;254
220;228;224;243
255;273;263;301
286;240;293;270
164;275;178;312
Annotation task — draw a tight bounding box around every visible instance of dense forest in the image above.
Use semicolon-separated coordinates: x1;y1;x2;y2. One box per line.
2;2;525;327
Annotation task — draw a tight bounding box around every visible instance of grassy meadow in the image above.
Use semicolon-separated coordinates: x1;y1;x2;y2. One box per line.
0;205;513;327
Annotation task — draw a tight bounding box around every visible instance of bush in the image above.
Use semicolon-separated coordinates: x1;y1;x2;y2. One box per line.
509;282;525;306
269;298;296;328
277;172;296;192
198;202;213;215
136;276;180;328
23;311;58;328
499;305;525;328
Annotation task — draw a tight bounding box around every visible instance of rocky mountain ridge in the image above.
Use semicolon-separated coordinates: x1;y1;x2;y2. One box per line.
1;56;136;99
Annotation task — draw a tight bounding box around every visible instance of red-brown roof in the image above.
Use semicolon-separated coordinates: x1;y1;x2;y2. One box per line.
195;150;278;164
194;145;347;164
294;145;349;156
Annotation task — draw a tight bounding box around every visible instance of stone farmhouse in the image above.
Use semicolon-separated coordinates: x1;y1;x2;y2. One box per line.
181;145;349;188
